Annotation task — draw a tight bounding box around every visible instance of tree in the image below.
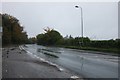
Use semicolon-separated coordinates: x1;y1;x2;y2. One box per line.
28;37;37;44
37;27;63;45
2;13;28;45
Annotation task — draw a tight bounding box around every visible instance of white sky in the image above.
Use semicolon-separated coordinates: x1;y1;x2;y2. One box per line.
1;0;119;2
1;1;119;40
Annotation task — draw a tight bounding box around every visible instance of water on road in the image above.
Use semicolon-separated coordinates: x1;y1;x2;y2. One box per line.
23;44;118;78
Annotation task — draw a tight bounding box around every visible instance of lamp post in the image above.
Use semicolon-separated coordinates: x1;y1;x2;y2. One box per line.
75;5;84;46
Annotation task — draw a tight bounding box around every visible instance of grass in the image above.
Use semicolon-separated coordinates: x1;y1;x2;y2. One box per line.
38;45;119;56
37;48;59;58
64;46;119;55
41;48;61;53
43;52;59;58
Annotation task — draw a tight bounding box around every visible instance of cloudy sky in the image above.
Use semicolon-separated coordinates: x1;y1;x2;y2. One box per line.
1;1;118;40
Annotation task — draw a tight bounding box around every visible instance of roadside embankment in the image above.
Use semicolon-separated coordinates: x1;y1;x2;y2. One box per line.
63;46;119;56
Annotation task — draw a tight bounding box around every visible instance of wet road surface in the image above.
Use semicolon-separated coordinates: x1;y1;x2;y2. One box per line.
2;46;82;79
24;44;118;78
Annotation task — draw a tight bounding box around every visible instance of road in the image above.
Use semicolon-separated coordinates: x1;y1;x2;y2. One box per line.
2;46;81;78
24;44;118;78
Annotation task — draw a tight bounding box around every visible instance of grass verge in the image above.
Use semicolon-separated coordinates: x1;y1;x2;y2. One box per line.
64;46;119;55
43;52;59;58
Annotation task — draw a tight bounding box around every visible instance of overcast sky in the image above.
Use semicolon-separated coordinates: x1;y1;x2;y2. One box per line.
1;2;118;40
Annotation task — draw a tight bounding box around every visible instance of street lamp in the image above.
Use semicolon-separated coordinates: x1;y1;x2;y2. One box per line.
75;5;84;46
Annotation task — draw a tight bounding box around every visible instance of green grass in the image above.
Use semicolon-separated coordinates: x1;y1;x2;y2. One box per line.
41;48;61;53
64;46;119;55
38;45;119;56
43;52;59;58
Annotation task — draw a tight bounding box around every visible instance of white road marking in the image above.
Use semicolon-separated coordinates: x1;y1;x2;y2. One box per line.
59;68;64;71
19;46;22;50
5;70;7;72
23;46;65;72
19;75;23;78
71;75;79;79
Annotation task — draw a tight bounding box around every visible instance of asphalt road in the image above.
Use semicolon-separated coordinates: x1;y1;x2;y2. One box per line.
2;46;82;79
24;44;118;78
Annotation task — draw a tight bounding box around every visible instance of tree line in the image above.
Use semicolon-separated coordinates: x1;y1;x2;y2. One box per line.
1;13;119;49
36;27;62;45
1;13;28;46
36;27;119;49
